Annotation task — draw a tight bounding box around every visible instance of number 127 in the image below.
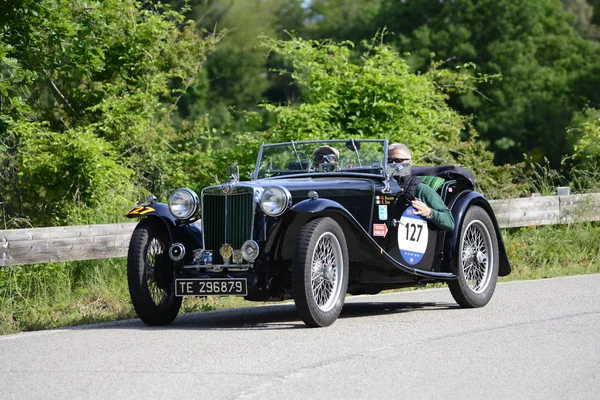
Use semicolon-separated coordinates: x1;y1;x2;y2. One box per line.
405;223;423;242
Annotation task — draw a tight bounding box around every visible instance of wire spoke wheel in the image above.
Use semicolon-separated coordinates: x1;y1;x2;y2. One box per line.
294;217;349;327
146;237;172;308
448;206;499;308
127;220;182;325
461;220;492;294
310;232;343;312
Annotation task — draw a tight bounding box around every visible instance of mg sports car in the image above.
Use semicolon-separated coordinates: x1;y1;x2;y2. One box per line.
126;139;510;327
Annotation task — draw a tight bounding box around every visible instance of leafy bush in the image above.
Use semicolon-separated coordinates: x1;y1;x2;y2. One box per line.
0;0;221;227
218;34;524;198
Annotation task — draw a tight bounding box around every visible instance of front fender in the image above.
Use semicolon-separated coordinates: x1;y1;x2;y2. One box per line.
126;203;203;262
447;191;511;276
291;198;351;214
271;198;363;260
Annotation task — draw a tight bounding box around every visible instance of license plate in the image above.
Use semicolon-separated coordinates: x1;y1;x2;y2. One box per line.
175;278;247;297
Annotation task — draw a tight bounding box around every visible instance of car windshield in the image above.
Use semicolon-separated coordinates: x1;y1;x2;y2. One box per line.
253;139;387;179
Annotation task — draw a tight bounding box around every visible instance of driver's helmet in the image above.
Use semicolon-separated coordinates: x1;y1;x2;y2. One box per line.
312;145;340;172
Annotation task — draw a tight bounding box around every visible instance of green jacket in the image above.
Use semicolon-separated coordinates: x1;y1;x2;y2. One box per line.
414;183;455;232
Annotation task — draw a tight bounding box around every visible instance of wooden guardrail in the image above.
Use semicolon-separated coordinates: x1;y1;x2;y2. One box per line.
0;193;599;267
490;193;600;228
0;223;136;267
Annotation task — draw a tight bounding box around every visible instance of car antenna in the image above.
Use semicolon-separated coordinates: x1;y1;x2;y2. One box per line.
290;140;305;171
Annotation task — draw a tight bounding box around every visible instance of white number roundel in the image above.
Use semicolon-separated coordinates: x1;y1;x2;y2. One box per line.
398;206;429;265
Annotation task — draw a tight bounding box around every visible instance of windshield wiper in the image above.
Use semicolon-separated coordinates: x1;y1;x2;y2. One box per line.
290;140;307;171
350;138;362;167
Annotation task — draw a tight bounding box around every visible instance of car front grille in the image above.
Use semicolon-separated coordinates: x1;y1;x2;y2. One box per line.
202;191;254;264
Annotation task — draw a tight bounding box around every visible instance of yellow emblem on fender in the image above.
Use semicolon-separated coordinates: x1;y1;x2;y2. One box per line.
126;206;155;216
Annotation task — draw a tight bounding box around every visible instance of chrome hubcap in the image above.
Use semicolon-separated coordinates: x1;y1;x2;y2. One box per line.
311;232;344;312
461;220;493;293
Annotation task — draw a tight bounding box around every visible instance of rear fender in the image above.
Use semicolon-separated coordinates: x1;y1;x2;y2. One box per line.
446;191;511;276
126;203;203;262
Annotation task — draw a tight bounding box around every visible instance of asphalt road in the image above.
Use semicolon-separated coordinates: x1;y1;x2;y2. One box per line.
1;274;599;399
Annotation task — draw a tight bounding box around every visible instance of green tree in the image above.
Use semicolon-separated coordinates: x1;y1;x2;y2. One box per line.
372;0;600;166
562;0;600;39
221;35;523;199
306;0;383;42
569;107;600;166
186;0;282;111
0;0;220;226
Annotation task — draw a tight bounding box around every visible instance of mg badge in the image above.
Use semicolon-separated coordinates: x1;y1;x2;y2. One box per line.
222;185;231;194
220;244;233;264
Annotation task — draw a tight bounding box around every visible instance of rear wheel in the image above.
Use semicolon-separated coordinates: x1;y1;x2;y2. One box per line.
127;219;182;325
293;217;349;327
448;206;499;308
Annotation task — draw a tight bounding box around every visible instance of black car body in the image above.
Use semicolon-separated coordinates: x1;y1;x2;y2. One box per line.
126;139;510;327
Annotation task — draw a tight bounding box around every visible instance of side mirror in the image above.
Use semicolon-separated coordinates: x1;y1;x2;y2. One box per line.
383;163;411;193
385;163;410;180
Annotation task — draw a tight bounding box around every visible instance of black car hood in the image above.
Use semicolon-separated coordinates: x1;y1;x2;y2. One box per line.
254;176;379;198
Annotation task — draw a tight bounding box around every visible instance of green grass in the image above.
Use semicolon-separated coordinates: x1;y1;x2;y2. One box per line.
1;222;599;335
499;222;600;280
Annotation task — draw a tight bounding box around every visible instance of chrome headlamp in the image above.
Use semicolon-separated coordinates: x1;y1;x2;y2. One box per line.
241;240;260;262
168;188;199;220
260;186;291;217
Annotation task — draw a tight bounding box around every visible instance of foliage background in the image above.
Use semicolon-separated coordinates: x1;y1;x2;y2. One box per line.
3;0;600;228
1;0;600;333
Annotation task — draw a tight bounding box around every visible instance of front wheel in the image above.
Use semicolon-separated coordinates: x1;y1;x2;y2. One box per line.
293;217;349;327
448;206;499;308
127;219;182;325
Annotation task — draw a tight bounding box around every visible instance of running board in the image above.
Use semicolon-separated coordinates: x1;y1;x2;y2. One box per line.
411;269;457;280
377;245;458;280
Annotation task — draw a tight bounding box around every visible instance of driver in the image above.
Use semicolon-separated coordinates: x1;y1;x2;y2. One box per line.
312;145;340;172
388;143;454;231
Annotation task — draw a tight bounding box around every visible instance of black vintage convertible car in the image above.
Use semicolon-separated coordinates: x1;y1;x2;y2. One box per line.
126;139;510;327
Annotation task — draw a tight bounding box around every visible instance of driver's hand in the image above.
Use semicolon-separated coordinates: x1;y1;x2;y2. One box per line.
411;199;432;218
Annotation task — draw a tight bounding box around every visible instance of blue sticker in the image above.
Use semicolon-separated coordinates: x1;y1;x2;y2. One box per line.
202;250;213;265
378;205;388;221
397;207;429;265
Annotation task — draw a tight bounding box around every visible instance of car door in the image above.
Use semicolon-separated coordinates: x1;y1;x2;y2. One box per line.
386;190;440;272
370;179;441;273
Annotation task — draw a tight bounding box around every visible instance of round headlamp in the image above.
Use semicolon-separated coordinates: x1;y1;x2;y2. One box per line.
241;240;260;262
168;188;199;220
260;186;290;217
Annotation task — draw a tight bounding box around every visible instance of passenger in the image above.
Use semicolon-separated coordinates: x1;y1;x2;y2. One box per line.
388;143;455;231
312;145;340;172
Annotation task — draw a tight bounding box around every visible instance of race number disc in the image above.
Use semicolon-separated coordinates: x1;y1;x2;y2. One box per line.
398;206;429;265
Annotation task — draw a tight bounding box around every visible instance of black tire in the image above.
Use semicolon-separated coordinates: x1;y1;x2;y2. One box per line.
127;219;182;325
448;206;499;308
293;217;349;327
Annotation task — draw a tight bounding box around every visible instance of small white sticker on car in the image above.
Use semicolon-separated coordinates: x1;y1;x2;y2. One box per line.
378;205;388;220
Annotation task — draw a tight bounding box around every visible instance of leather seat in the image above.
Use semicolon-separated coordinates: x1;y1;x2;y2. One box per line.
419;176;445;193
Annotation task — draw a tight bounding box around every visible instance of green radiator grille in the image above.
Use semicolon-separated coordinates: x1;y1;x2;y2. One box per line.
202;192;254;264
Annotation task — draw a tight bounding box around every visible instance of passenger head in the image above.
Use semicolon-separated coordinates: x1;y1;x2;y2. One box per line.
312;145;340;171
388;143;413;165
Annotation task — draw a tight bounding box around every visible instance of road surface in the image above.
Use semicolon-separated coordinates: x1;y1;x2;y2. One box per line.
1;274;599;399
